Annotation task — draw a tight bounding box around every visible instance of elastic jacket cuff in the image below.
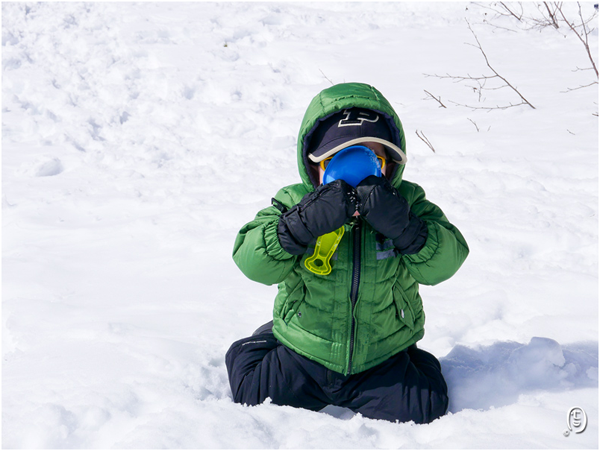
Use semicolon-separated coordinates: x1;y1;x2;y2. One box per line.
277;214;309;255
393;212;428;255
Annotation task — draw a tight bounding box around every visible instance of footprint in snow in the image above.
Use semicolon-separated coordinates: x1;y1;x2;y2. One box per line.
35;158;64;177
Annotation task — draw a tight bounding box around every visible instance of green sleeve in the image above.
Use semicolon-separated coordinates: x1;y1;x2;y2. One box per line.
232;186;305;286
399;182;469;285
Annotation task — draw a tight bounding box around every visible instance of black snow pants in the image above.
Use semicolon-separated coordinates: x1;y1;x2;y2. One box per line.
225;326;449;424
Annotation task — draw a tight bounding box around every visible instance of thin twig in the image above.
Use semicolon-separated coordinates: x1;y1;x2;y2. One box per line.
572;66;596;72
556;2;598;77
423;90;447;108
561;81;599;92
415;130;436;153
449;100;530;111
465;20;536;109
425;21;536;111
499;2;524;21
485;22;519;33
543;2;560;28
425;72;490;82
467;118;480;132
319;69;334;86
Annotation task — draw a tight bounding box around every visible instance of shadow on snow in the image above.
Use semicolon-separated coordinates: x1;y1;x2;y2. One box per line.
321;337;598;420
440;337;598;413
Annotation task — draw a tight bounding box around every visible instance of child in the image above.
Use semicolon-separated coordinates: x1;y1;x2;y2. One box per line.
226;82;469;424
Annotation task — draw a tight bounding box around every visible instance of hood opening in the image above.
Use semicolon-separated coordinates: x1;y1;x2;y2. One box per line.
302;108;405;189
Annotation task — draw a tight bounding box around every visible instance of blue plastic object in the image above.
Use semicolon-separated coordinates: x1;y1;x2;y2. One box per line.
322;145;382;187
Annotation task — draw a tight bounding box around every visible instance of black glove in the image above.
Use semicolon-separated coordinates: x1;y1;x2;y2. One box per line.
278;179;357;255
356;175;428;255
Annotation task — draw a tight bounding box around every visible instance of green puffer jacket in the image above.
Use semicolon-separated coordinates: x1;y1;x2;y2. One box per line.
233;82;469;375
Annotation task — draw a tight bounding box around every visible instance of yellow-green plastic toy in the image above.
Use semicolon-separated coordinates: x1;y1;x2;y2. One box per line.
304;226;345;275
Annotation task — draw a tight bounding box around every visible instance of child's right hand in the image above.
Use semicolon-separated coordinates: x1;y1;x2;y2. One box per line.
277;180;357;255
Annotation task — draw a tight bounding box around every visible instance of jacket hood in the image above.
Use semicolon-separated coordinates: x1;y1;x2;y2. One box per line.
297;83;407;190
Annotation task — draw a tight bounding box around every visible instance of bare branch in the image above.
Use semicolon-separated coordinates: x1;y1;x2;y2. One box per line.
465;20;536;108
561;80;599;92
415;130;436;153
425;72;494;82
423;90;447;108
467;118;480;132
499;2;524;21
556;2;598;78
572;66;596;72
485;22;519;33
424;21;535;110
319;69;334;86
475;2;524;22
543;2;560;28
449;100;531;111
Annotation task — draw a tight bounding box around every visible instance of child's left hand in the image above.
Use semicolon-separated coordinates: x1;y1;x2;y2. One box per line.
356;176;426;253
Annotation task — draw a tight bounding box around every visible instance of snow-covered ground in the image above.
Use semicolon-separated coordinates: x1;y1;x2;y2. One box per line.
2;2;598;448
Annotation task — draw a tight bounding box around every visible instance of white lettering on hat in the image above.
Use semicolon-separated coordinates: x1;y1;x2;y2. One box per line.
338;109;379;127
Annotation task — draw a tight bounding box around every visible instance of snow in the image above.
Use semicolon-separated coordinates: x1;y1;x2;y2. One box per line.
2;1;597;448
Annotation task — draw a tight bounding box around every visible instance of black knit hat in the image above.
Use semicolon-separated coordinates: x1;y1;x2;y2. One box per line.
308;108;407;164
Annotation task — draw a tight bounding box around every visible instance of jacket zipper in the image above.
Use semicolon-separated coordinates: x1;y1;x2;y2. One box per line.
347;218;362;375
